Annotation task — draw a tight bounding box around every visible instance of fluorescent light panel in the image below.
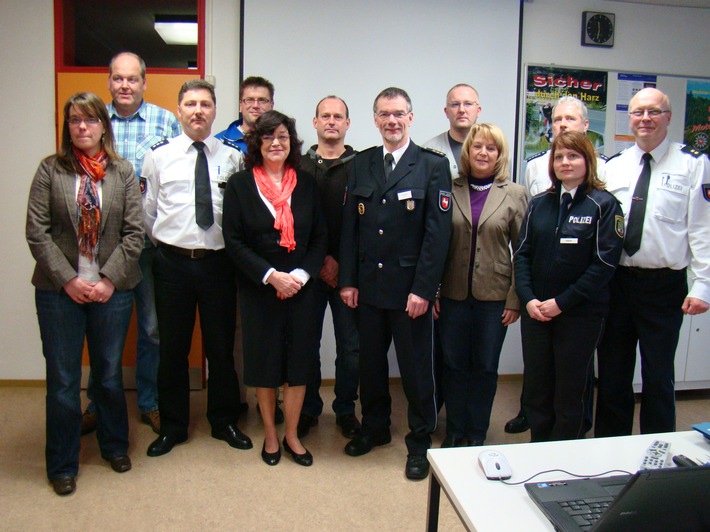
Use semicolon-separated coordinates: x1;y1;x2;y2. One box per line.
154;15;197;46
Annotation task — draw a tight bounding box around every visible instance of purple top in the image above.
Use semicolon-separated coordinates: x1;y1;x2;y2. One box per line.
467;176;495;293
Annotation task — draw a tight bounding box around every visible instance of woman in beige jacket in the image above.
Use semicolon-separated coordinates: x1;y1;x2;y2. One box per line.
436;123;528;447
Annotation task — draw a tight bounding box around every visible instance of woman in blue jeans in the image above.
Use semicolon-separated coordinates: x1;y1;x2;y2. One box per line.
436;123;528;447
26;92;144;495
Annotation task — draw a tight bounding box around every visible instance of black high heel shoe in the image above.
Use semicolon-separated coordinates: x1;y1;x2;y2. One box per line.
282;437;313;467
261;440;281;466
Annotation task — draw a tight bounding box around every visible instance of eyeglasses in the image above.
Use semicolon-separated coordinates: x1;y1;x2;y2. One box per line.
262;134;290;144
376;111;410;120
241;98;272;106
446;101;479;109
628;108;670;118
67;117;101;126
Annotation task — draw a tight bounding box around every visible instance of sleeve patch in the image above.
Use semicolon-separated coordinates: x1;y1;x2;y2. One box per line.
615;215;625;238
702;184;710;202
439;190;451;211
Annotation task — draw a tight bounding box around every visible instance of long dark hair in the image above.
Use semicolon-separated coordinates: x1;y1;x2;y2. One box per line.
57;92;118;173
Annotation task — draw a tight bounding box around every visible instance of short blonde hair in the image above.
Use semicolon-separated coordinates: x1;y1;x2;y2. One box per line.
459;123;510;181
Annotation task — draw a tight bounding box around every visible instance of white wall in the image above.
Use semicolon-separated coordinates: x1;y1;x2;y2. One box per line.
3;0;710;380
0;0;55;379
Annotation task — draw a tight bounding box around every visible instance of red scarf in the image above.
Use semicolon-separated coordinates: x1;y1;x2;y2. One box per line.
253;165;297;252
73;146;108;262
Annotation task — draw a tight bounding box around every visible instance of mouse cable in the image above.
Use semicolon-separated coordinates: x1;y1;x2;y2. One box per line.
500;468;634;486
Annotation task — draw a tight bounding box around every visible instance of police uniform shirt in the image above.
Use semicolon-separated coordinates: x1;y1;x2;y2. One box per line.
525;151;607;196
384;140;410;169
142;133;244;250
605;137;710;303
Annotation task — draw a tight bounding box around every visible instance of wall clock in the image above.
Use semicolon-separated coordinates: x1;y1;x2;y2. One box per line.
582;11;615;48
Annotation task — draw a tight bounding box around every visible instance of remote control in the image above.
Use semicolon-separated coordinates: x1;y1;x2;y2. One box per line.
640;440;670;469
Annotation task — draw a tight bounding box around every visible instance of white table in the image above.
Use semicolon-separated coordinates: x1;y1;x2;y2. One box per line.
426;431;710;531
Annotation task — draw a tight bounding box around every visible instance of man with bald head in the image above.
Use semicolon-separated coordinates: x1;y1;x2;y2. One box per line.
595;87;710;436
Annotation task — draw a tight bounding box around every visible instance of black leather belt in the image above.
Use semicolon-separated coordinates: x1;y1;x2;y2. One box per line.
160;243;220;259
618;266;683;278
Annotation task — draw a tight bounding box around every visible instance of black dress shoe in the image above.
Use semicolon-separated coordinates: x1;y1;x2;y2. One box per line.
336;413;362;439
405;454;430;480
261;441;281;466
50;476;76;496
147;434;187;457
441;436;467;448
344;432;391;457
297;413;319;438
504;413;530;434
283;437;313;467
212;423;253;450
102;454;132;473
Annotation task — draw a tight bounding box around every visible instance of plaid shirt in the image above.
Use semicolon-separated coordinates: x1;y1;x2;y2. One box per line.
107;100;181;176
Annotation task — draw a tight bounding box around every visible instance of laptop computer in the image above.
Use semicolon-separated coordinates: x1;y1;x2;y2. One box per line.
525;466;710;531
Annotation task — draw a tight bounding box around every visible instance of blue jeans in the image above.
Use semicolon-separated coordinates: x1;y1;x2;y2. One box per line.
36;288;132;480
87;243;159;414
439;297;508;442
302;280;359;418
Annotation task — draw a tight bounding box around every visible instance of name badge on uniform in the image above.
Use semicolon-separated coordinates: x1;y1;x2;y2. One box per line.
560;237;578;244
406;199;415;211
358;203;365;215
398;190;413;200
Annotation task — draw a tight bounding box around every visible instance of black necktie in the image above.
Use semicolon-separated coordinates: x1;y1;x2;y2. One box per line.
193;141;213;230
558;192;572;227
624;152;653;256
384;152;394;181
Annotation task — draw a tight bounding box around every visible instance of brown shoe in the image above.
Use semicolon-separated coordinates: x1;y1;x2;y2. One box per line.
50;476;76;496
140;410;160;434
81;409;97;436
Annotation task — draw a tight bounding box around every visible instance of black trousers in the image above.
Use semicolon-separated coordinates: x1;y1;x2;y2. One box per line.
595;267;686;437
521;312;604;442
153;247;241;438
358;302;437;455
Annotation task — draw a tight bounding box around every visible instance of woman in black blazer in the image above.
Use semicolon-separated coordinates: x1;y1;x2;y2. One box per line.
223;111;326;467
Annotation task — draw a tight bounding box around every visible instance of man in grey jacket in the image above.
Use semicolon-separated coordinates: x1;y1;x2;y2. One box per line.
423;84;481;178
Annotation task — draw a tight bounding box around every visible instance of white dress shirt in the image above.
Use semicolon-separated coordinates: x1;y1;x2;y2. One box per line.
142;133;243;250
605;137;710;303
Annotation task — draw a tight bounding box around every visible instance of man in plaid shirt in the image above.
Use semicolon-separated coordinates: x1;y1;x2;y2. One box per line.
82;52;181;437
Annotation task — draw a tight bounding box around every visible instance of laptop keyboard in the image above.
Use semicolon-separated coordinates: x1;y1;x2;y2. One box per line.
558;496;614;528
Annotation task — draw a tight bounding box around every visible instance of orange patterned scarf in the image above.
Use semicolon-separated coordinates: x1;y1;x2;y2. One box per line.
73;146;108;262
253;165;297;252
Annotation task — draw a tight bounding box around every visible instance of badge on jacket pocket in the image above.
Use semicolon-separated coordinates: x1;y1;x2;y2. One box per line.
358;202;365;215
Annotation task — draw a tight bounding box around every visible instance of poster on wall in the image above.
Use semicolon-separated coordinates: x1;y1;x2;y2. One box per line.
524;65;608;160
684;80;710;156
614;73;657;151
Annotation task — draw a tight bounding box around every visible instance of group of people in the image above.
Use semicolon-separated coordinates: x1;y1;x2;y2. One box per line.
26;50;710;496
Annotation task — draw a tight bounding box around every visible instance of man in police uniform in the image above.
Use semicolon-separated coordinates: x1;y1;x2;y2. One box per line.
339;87;452;480
143;80;252;456
506;95;604;435
595;87;710;437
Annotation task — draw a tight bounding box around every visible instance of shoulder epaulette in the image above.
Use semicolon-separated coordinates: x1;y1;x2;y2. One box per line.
605;150;625;162
421;146;446;157
681;144;704;158
150;138;170;151
357;146;379;155
221;138;243;152
525;150;548;163
599;153;609;161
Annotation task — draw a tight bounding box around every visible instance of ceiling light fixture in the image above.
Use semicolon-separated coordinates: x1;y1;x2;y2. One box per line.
154;15;197;46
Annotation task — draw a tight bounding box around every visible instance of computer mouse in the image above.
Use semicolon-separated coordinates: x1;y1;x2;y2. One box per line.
478;450;512;480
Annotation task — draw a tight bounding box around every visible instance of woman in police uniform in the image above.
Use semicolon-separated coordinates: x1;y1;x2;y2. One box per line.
514;131;624;442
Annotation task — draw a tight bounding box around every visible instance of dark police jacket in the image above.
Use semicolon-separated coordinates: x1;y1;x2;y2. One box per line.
514;187;624;316
339;142;452;310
